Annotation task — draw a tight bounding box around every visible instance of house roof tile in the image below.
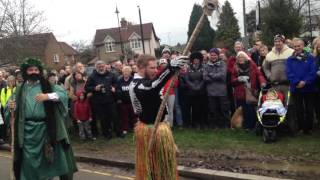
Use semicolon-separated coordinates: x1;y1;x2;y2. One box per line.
93;23;160;46
59;42;78;56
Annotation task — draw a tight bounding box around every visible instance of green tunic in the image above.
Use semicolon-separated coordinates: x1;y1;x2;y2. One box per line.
11;82;77;180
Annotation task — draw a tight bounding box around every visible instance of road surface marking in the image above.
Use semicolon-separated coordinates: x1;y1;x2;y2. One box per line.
0;154;11;159
1;153;135;180
79;169;134;180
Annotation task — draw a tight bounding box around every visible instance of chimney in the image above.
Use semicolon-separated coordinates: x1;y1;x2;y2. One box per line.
120;18;128;28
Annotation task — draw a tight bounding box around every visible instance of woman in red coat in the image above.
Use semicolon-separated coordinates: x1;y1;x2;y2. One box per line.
231;51;266;130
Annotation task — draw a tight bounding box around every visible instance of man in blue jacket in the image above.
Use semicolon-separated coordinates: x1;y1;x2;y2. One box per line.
286;38;317;134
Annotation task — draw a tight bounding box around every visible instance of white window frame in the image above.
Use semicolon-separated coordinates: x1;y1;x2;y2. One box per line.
105;41;114;52
53;54;59;63
130;38;142;49
104;35;115;53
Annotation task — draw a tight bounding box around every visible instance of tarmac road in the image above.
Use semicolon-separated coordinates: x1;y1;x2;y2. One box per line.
0;153;134;180
0;152;194;180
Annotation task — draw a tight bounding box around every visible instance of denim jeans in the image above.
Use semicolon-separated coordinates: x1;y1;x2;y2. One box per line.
174;89;183;126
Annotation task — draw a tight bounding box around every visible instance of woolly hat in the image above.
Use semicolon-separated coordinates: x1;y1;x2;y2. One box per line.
189;51;204;62
209;48;220;55
236;51;251;62
274;34;286;42
162;47;171;55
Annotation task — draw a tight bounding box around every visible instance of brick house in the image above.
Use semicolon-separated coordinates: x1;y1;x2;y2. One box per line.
0;33;78;69
93;18;160;63
59;42;79;65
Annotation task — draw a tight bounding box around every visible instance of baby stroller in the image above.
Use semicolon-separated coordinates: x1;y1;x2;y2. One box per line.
256;87;289;143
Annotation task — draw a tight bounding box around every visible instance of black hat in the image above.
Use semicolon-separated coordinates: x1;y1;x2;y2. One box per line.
189;52;204;63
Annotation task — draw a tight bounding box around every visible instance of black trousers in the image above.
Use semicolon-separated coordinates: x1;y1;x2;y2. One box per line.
292;92;314;133
184;95;207;128
0;109;6;140
93;102;121;137
313;92;320;128
208;96;230;128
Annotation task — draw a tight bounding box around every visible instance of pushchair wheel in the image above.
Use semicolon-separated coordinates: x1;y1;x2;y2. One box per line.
263;129;277;143
255;122;262;136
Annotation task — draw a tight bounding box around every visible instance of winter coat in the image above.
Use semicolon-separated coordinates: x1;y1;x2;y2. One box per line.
203;60;227;97
263;45;294;83
286;52;317;93
231;61;266;101
315;55;320;91
84;70;117;104
180;65;205;96
74;97;92;122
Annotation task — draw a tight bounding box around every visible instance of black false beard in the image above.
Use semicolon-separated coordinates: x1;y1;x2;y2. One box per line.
26;74;41;81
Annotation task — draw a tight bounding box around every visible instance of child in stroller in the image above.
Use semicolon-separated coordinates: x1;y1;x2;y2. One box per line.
257;88;288;142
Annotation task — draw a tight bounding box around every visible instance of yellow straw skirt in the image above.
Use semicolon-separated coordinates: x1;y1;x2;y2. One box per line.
134;121;179;180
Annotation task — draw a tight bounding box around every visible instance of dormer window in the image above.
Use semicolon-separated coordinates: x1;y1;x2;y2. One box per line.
130;38;142;49
104;35;115;53
129;32;142;49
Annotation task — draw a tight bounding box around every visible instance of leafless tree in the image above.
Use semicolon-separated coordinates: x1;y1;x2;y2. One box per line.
1;0;49;37
0;0;9;37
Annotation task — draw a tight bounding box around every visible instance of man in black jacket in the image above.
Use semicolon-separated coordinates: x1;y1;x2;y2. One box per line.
85;60;122;139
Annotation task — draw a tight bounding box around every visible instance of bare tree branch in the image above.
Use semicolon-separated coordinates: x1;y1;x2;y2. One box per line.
1;0;48;37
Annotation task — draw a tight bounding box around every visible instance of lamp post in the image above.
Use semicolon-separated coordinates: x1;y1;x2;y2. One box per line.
308;0;313;41
242;0;248;48
137;5;146;54
115;6;124;55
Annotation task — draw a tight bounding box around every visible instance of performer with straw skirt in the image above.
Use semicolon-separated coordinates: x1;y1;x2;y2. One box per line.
129;54;188;180
130;1;218;179
8;58;77;180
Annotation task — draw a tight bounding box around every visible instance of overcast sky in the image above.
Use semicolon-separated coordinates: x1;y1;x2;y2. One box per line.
31;0;256;46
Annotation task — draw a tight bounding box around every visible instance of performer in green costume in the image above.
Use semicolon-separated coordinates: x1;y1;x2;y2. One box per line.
9;58;77;180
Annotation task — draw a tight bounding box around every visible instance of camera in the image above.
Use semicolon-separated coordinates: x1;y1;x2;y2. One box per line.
100;84;106;93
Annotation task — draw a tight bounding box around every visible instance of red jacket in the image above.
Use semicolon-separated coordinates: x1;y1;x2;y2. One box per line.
163;78;179;95
74;99;92;121
227;56;237;74
231;61;266;101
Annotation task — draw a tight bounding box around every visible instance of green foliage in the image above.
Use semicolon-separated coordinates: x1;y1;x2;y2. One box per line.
215;1;241;50
261;0;303;46
187;3;215;52
246;10;257;34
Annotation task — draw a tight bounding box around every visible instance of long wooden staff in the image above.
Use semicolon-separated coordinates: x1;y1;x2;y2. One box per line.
10;101;15;180
148;1;217;152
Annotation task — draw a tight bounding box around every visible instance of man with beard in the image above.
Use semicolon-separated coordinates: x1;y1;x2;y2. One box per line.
85;60;122;139
130;54;187;180
9;58;77;180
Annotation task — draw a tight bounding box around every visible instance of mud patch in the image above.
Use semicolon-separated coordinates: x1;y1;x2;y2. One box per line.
178;150;320;180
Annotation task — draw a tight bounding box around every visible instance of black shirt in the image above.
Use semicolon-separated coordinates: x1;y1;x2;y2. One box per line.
116;76;133;104
129;68;174;124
